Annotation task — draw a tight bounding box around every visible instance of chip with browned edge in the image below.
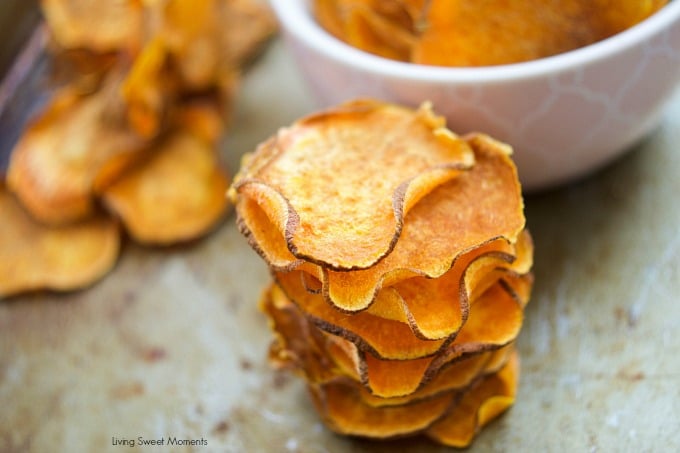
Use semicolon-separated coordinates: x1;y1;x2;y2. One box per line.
0;183;120;298
101;130;230;245
231;99;474;271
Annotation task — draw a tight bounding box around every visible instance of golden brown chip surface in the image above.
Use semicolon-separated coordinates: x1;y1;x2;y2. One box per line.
7;85;147;225
231;99;474;271
101;130;230;245
0;184;120;298
320;132;524;311
41;0;144;53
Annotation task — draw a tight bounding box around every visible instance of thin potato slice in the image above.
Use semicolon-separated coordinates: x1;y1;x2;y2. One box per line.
231;99;474;271
308;380;455;439
121;37;175;139
7;84;147;225
360;281;523;397
275;270;525;366
356;345;513;408
321;133;524;311
261;285;344;385
0;184;120;298
219;0;279;68
101;130;230;245
260;283;517;407
41;0;143;53
426;350;520;448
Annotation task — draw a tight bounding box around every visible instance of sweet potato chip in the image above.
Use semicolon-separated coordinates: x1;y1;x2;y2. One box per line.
330;279;527;397
356;345;513;407
276;269;524;364
231;99;474;271
7;84;147;225
261;284;344;384
101;130;230;245
426;349;520;447
41;0;143;53
219;0;278;68
121;37;175;139
319;133;524;311
309;380;455;439
0;184;120;297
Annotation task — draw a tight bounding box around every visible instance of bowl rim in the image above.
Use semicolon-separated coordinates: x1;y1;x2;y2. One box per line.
269;0;680;83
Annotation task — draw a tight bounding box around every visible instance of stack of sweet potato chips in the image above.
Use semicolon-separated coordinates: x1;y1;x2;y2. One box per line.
230;99;534;447
0;0;276;297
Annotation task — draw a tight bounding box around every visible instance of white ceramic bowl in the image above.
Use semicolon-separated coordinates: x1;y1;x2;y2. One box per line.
269;0;680;190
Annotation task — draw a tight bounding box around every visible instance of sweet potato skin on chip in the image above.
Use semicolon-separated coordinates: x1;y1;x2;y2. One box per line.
231;99;474;271
101;130;230;245
0;184;120;298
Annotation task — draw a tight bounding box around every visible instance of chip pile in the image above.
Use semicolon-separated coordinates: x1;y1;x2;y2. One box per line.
229;99;534;447
0;0;276;298
313;0;669;66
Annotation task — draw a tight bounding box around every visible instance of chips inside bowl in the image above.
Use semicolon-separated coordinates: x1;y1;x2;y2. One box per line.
313;0;670;66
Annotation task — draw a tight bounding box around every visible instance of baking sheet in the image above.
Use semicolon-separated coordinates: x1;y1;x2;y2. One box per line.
1;34;679;453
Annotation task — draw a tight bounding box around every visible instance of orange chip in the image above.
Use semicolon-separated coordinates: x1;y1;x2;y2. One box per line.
426;349;520;448
320;133;524;311
7;84;147;225
356;345;513;408
219;0;278;68
231;99;474;271
41;0;144;53
0;184;120;298
309;380;455;439
276;268;525;363
261;285;344;384
120;37;175;139
101;130;230;245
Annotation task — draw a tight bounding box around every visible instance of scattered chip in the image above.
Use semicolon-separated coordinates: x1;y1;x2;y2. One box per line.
101;130;230;245
0;183;120;298
7;83;147;225
41;0;144;53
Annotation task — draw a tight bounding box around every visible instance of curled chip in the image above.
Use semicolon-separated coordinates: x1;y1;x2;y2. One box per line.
231;99;474;271
314;0;669;66
426;350;520;448
309;380;455;439
272;272;527;397
41;0;143;53
365;229;533;340
101;130;230;245
0;184;120;298
7;83;147;225
320;133;524;311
